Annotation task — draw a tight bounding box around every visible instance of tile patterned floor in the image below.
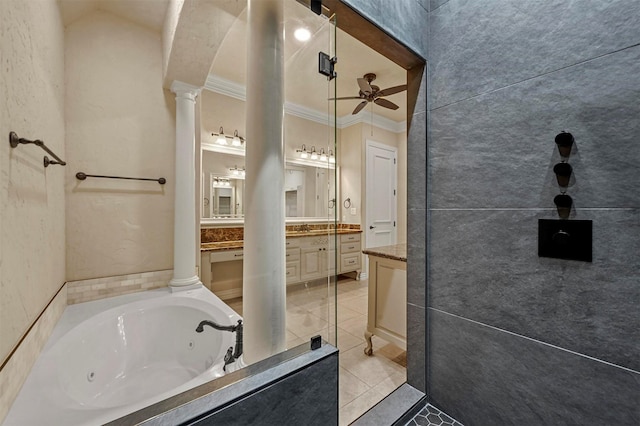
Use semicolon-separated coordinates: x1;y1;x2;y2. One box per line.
405;404;464;426
226;276;407;426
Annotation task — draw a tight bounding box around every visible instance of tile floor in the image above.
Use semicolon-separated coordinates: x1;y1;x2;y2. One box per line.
226;276;407;425
404;404;465;426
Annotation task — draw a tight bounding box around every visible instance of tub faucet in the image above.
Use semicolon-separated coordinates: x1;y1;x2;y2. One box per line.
196;319;243;371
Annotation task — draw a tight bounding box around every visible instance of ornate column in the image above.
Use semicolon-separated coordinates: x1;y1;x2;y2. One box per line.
170;81;202;290
243;0;286;364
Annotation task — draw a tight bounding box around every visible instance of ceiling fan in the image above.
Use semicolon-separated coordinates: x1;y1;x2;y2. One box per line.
331;73;407;115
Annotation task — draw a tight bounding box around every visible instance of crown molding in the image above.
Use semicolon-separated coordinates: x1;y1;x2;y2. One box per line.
204;74;406;133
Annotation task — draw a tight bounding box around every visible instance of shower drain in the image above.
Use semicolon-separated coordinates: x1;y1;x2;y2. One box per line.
87;371;95;382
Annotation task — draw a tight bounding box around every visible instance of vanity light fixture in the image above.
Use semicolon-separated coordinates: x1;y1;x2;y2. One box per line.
212;177;231;187
310;146;318;160
229;165;245;178
319;148;327;162
329;149;336;163
215;127;227;145
294;27;311;42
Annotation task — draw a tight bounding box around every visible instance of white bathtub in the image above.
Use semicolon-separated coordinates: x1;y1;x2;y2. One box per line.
4;286;243;426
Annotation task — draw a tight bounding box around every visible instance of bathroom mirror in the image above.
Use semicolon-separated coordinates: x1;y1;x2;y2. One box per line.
201;149;336;221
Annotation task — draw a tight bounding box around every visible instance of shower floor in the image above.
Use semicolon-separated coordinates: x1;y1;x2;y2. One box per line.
404;404;465;426
225;275;406;425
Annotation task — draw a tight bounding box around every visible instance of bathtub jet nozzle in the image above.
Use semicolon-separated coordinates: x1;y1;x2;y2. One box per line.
195;320;243;371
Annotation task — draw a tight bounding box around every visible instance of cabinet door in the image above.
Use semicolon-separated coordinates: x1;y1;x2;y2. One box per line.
322;248;337;276
300;247;323;281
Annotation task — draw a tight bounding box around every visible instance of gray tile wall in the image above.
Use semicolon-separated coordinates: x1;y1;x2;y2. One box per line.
426;0;640;424
341;0;640;424
188;352;338;426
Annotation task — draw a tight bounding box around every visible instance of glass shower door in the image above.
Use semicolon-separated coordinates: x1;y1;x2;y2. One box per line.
284;1;338;348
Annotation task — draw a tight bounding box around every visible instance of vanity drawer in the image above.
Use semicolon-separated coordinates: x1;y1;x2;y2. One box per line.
286;247;300;261
286;238;301;248
341;242;360;254
340;233;361;243
210;249;244;263
340;252;361;271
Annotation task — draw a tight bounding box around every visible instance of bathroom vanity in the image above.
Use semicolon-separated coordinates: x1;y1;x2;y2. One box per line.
200;227;362;300
362;243;407;355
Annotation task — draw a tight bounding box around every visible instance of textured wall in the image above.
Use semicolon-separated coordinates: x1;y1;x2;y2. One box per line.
0;0;66;366
428;0;640;424
65;11;176;281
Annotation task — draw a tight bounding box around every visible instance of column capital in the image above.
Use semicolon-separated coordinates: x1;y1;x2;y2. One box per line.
170;80;201;100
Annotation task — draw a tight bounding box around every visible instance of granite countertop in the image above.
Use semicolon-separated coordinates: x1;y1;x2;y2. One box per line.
201;229;362;252
362;243;407;262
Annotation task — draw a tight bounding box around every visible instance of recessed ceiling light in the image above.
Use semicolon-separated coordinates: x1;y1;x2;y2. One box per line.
294;27;311;42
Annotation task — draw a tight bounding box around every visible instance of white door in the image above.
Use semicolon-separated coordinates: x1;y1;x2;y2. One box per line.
365;140;397;249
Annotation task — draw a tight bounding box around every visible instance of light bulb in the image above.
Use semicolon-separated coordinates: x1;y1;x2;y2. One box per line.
294;28;311;42
216;127;227;145
232;130;242;147
299;144;308;159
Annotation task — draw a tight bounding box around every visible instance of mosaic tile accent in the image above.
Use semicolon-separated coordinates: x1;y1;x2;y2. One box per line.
66;269;173;304
405;404;464;426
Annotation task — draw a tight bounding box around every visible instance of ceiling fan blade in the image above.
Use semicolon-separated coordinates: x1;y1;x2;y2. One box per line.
352;101;368;115
357;78;373;95
328;96;364;100
374;98;399;110
377;84;407;97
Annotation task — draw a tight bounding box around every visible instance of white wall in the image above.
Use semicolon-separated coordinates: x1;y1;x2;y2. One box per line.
0;0;66;367
65;10;176;281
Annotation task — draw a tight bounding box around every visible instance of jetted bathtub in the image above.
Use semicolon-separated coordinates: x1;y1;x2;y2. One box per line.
4;286;243;426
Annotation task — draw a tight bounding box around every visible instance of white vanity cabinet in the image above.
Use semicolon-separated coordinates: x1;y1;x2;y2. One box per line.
299;236;337;281
203;231;362;299
340;233;361;272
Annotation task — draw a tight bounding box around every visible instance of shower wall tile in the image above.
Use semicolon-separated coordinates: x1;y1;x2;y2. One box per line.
430;0;450;12
428;308;640;426
429;43;640;209
67;269;172;304
0;286;66;423
429;208;640;372
429;0;640;108
416;0;429;13
340;0;429;59
181;348;338;426
407;304;426;393
407;111;427;210
407;208;426;308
